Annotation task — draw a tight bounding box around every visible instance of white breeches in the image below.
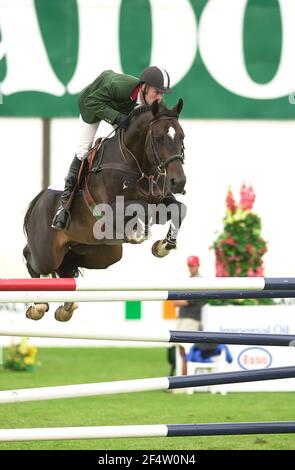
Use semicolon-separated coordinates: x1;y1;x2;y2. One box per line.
75;115;100;160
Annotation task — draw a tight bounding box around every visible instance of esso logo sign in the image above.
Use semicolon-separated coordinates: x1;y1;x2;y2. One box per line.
238;347;272;370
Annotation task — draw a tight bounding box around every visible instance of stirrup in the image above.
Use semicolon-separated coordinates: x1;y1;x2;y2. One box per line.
51;207;71;231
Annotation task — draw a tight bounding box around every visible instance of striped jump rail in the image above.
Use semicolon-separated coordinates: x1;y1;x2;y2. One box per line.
1;288;295;303
0;421;294;441
0;366;294;403
0;325;294;347
1;277;295;291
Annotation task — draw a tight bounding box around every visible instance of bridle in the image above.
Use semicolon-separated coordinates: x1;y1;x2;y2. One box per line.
119;116;185;177
145;116;185;174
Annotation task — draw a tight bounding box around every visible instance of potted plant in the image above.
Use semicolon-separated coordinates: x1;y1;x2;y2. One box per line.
210;184;273;306
202;187;295;391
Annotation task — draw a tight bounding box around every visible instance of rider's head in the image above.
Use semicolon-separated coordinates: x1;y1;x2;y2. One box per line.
139;66;172;105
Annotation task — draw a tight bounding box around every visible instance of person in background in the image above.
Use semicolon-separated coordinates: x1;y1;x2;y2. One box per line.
172;256;206;375
186;343;233;365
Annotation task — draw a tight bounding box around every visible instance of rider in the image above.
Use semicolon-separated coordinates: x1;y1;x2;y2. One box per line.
51;66;173;231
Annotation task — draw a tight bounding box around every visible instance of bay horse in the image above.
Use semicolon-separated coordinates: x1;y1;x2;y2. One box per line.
23;99;187;321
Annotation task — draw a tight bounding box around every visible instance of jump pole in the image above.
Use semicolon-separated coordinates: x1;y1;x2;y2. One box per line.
1;277;295;291
0;421;294;441
0;324;294;347
0;366;294;404
2;289;295;303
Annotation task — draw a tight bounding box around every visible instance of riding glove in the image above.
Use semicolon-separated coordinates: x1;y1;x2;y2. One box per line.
114;113;129;129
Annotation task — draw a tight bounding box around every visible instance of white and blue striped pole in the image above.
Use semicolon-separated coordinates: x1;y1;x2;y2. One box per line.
0;366;294;403
0;421;294;441
168;289;295;300
1;288;295;303
0;324;294;346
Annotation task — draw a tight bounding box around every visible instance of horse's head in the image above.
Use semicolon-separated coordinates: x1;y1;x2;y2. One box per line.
144;99;186;194
124;99;186;195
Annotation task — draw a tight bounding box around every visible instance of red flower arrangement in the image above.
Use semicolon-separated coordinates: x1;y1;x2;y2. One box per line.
211;185;272;305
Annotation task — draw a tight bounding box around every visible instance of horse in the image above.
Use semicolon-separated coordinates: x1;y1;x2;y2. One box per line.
23;98;187;321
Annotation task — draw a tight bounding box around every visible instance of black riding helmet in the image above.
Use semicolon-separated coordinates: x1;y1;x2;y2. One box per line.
139;66;172;94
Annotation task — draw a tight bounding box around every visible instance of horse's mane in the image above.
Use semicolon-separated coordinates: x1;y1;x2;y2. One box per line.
131;105;151;117
130;103;179;121
106;103;180;145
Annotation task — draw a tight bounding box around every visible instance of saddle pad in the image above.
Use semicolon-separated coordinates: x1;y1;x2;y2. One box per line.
48;182;64;192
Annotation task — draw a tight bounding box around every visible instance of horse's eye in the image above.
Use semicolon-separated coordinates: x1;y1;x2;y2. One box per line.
155;135;164;142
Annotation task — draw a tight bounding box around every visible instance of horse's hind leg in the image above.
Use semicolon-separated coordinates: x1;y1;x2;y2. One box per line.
23;245;39;278
54;302;78;322
23;245;50;321
54;251;80;322
25;284;50;321
54;245;123;322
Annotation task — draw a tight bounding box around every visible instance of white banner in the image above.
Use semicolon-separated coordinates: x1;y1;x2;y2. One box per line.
202;304;295;391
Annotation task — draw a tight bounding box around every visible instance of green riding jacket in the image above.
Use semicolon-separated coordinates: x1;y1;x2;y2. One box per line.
78;70;140;125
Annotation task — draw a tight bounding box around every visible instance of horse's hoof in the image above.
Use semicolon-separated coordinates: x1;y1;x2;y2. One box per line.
25;303;49;321
54;303;78;322
125;221;151;244
128;236;145;244
152;240;176;258
125;230;149;244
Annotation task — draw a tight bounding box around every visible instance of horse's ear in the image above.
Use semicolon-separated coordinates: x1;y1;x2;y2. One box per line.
150;99;159;116
172;98;183;115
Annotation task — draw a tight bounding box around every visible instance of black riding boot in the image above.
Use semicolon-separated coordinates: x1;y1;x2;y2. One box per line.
51;156;82;231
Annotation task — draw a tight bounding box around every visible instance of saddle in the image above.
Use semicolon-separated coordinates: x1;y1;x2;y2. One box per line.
77;137;105;211
62;138;105;217
66;131;170;219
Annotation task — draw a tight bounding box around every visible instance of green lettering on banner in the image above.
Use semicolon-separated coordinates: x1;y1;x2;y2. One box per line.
0;26;6;82
0;0;294;118
34;0;79;85
125;301;142;320
244;0;282;84
119;0;151;77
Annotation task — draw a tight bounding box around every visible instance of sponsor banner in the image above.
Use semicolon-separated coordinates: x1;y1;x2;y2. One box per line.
1;0;295;118
202;305;295;391
237;347;273;370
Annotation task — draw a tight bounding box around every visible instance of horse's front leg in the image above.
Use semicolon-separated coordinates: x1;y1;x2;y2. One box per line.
152;197;187;258
122;200;151;244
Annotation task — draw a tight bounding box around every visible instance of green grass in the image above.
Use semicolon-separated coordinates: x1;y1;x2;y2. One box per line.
0;347;294;450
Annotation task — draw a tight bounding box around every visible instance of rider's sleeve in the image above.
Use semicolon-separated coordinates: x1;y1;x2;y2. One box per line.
83;83;119;125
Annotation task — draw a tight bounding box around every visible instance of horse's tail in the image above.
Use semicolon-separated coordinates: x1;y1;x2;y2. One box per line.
23;189;47;239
